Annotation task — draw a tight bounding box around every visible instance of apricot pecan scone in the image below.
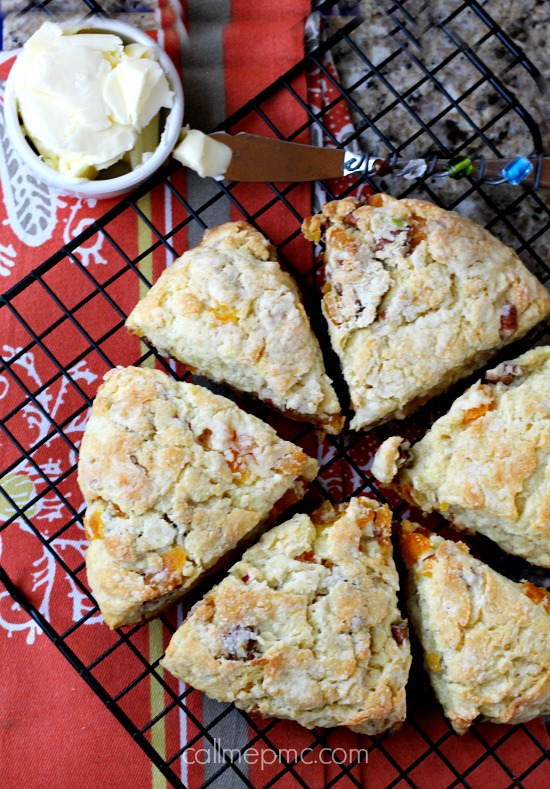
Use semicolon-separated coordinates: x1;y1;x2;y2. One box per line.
302;194;550;431
401;522;550;734
372;346;550;566
126;221;343;434
162;497;412;735
78;366;318;628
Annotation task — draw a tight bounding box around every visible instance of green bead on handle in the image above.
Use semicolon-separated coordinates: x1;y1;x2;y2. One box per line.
446;156;475;179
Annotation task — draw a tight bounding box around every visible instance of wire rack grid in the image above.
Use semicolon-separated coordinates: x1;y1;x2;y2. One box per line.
1;1;550;787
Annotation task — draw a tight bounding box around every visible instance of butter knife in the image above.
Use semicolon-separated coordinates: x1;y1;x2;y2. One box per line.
209;133;550;189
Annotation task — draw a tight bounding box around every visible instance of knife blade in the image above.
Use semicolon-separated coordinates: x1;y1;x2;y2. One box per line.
209;133;346;182
208;133;550;188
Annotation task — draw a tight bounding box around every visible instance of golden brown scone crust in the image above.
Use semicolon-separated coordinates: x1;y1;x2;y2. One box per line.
401;522;550;734
78;366;318;628
302;194;550;431
162;497;411;735
125;221;343;434
372;346;550;566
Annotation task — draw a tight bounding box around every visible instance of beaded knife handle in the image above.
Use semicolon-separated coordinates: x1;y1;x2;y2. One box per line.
343;152;550;188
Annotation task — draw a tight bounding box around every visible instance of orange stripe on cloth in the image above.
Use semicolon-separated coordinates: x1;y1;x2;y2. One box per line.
149;619;167;789
135;180;191;787
223;0;311;117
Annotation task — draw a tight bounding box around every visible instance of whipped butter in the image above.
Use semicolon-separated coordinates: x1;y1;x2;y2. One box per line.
172;128;232;179
12;22;175;180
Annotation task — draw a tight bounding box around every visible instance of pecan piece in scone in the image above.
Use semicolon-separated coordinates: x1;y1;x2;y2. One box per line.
499;304;518;337
223;626;259;660
485;362;525;385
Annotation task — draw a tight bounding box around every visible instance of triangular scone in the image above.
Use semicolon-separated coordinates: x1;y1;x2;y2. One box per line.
372;346;550;567
401;522;550;734
78;366;318;628
125;221;343;434
162;497;412;735
302;194;550;431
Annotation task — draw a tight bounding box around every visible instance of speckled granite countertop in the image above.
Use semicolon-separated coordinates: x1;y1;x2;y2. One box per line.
0;1;163;48
327;0;549;271
351;0;549;150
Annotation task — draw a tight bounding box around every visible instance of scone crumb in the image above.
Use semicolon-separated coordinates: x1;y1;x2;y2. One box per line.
371;436;409;484
302;213;325;243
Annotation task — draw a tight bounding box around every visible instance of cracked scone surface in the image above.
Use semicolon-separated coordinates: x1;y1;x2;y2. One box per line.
161;497;411;735
372;346;550;567
302;194;550;431
125;221;343;433
78;366;318;628
401;522;550;734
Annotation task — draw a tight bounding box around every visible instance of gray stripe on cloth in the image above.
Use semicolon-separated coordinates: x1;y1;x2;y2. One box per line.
184;0;231;244
184;0;230;131
185;170;231;247
202;699;251;788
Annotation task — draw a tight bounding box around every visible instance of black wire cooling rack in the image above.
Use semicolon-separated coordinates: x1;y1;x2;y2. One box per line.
1;1;550;787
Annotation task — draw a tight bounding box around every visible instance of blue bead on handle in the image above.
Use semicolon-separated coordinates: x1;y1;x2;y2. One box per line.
500;156;533;185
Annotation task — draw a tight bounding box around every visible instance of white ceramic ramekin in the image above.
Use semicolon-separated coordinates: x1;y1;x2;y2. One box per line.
4;18;184;200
